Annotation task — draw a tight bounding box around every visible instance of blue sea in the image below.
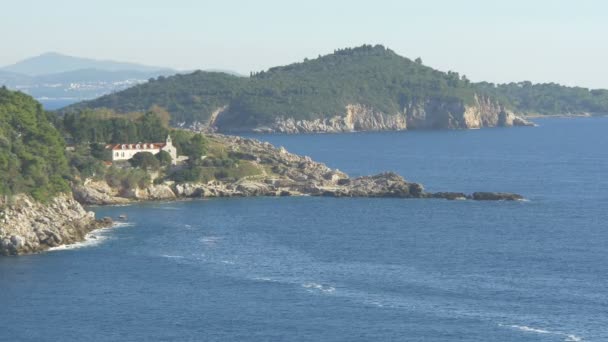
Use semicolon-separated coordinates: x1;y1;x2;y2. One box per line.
1;117;607;342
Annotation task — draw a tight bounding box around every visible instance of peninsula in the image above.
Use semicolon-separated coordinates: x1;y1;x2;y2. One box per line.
0;88;522;255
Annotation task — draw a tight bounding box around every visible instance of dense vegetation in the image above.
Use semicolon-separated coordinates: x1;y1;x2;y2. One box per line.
476;82;608;115
56;108;209;182
64;45;608;126
0;87;70;201
0;86;264;204
64;45;478;128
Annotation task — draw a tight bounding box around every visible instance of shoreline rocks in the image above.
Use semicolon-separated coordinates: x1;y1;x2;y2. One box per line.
0;194;112;256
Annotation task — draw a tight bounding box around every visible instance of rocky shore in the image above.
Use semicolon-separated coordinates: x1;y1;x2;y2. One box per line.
73;134;524;205
0;195;112;256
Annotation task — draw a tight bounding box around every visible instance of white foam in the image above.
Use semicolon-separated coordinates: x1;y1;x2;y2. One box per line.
48;222;134;252
254;277;273;282
200;236;221;245
302;282;336;294
500;324;584;341
161;254;184;259
509;325;551;334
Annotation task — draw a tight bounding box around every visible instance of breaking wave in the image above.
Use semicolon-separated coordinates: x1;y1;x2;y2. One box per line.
500;324;583;341
48;222;134;252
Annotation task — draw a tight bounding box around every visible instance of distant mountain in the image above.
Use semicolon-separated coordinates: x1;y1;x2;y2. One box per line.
0;52;179;109
0;53;246;110
1;52;173;76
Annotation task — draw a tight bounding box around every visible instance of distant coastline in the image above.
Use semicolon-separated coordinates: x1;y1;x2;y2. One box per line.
523;112;608;119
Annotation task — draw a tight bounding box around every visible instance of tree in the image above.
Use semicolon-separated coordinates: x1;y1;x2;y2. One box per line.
415;57;423;65
156;150;172;166
183;134;207;165
130;152;160;170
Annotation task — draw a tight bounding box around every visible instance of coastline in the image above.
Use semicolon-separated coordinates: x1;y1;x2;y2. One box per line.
522;112;608;119
3;134;525;256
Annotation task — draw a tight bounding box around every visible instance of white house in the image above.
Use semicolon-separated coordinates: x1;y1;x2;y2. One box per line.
106;135;177;165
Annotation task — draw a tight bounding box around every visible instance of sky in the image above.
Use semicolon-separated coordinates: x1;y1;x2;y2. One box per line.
2;0;607;88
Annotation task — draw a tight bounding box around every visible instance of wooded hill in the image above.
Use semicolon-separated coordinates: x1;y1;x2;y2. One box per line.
62;45;608;129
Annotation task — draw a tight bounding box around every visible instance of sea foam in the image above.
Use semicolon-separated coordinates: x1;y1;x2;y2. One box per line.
48;222;133;252
500;324;584;341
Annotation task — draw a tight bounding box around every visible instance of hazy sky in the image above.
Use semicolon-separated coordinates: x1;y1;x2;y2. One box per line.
3;0;607;88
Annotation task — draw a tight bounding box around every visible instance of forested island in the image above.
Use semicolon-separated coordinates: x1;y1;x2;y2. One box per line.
61;44;607;133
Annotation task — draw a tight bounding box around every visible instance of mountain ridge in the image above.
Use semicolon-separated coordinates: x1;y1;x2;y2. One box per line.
1;52;174;76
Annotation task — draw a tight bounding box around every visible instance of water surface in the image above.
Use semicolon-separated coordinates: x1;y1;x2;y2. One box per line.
1;117;606;342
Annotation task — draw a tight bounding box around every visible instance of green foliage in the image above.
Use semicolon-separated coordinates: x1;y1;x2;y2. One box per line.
476;81;608;114
67;144;106;180
0;87;70;201
64;45;480;128
170;167;203;183
61;110;170;144
156;150;172;166
182;134;207;164
64;72;243;124
129;152;160;170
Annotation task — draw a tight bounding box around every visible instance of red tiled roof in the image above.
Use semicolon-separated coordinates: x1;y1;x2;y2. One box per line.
106;143;166;151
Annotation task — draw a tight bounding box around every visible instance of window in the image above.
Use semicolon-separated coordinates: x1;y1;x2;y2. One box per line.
121;152;125;157
115;152;119;157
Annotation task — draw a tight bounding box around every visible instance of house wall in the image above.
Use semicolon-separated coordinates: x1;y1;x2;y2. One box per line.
112;146;161;161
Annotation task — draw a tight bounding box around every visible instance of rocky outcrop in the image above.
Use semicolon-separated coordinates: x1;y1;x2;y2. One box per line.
242;95;533;134
73;180;177;205
470;192;524;201
73;180;131;205
0;194;112;256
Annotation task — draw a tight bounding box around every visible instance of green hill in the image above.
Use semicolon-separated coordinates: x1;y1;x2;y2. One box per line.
63;44;608;132
476;81;608;115
0;87;70;200
63;45;486;130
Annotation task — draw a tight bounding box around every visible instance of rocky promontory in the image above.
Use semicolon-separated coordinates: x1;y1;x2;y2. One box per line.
0;195;112;256
73;134;524;205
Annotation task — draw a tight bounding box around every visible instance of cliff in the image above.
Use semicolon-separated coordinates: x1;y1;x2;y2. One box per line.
248;96;533;134
0;194;111;255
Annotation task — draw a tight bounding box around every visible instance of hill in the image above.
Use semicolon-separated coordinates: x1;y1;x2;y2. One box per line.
65;45;533;133
476;81;608;115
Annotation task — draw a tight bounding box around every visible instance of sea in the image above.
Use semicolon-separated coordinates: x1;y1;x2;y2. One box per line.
0;117;606;342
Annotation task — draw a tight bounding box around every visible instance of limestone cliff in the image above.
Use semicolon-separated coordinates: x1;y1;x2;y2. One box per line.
0;195;111;255
220;95;533;134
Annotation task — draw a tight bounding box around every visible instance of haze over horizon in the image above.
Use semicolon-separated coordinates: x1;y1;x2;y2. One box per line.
3;0;607;88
